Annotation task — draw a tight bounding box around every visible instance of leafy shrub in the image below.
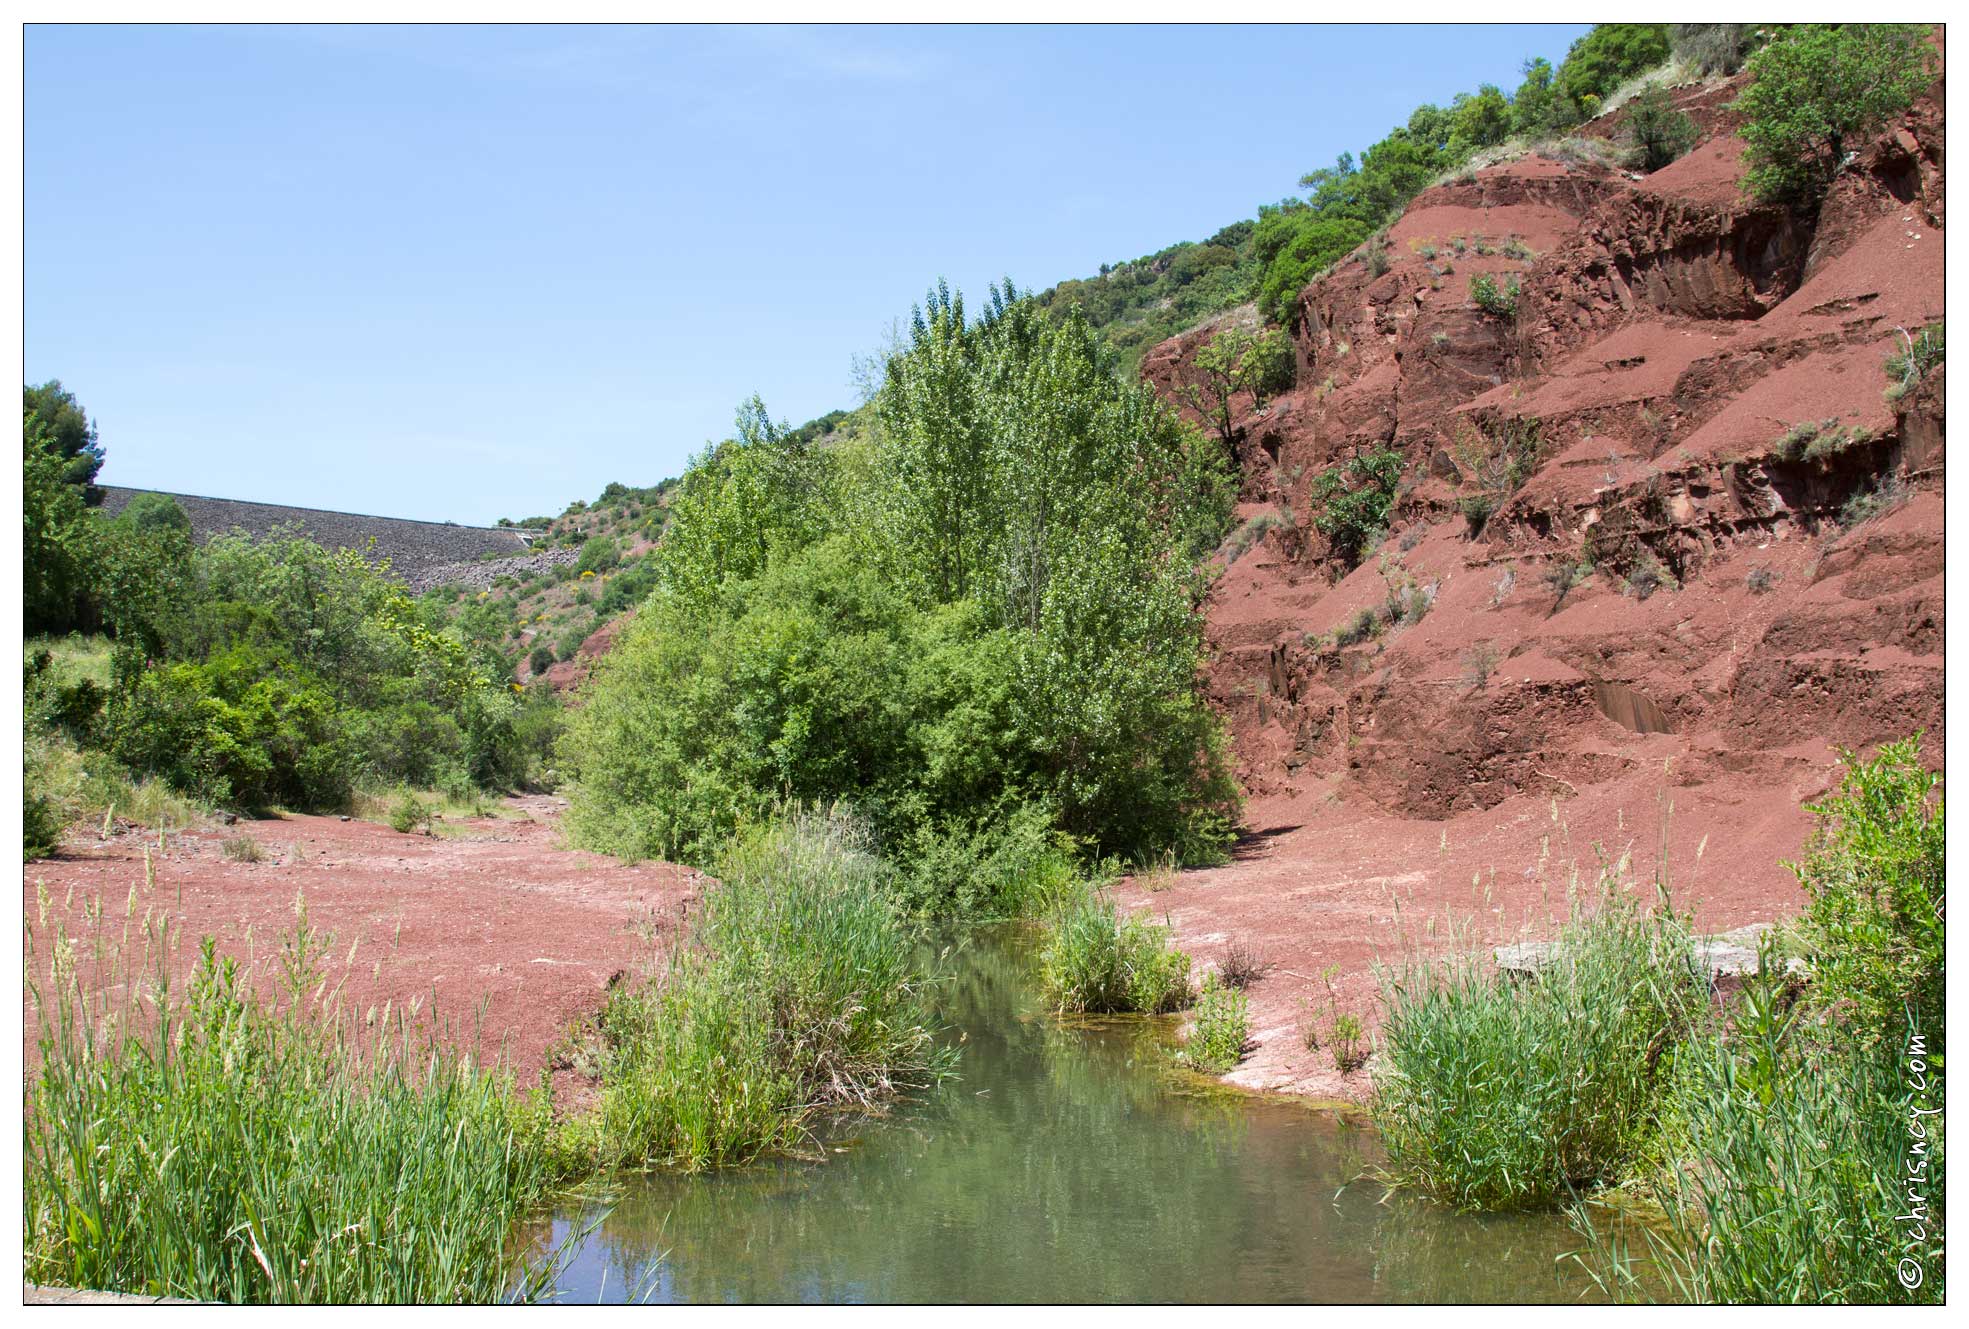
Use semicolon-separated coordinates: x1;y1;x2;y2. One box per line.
1774;417;1836;460
1181;973;1250;1073
1040;889;1192;1015
1328;1012;1368;1072
1469;272;1520;319
1789;735;1943;1051
1543;558;1593;609
896;802;1080;920
1624;554;1676;600
526;644;555;677
24;744;64;860
1221;507;1291;564
387;795;431;835
1839;472;1907;528
575;534;621;577
1737;24;1936;203
1373;885;1709;1210
1309;448;1403;567
1625;85;1699;171
106;648;357;812
1462;642;1502;690
1334;606;1383;648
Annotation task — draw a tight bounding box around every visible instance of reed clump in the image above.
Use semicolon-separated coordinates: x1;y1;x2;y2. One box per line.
594;807;948;1171
1038;888;1192;1015
1372;878;1709;1211
24;916;574;1303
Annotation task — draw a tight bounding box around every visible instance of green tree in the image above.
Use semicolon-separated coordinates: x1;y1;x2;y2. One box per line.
1450;85;1514;151
114;490;191;535
1556;23;1671;108
24;380;105;500
1179;325;1295;448
568;284;1239;870
654;394;834;610
23;422;99;634
1252;211;1372;324
1510;58;1572;137
1624;85;1698;173
1736;24;1936;203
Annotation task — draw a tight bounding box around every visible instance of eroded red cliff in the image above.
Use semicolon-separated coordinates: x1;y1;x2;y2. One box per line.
1129;63;1945;1097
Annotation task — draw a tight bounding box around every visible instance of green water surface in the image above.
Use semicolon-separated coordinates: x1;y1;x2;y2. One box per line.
541;930;1602;1303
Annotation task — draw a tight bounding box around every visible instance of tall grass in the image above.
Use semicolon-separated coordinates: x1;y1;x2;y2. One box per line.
1573;737;1946;1304
1372;880;1710;1210
1577;979;1943;1303
23;920;574;1303
596;807;948;1171
1039;889;1192;1015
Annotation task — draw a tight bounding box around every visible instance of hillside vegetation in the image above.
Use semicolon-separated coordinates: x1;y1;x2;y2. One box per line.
23;383;555;848
1037;23;1743;355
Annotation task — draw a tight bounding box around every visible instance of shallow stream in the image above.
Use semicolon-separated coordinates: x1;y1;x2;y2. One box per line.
540;929;1602;1303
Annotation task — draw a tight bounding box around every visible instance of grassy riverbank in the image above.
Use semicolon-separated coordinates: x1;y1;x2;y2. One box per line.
21;807;953;1302
23;916;574;1302
1371;737;1945;1303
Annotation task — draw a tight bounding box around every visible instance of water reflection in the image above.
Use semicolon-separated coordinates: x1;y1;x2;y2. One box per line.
541;929;1602;1303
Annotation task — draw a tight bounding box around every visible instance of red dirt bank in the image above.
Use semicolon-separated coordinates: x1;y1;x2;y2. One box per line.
1133;59;1945;1101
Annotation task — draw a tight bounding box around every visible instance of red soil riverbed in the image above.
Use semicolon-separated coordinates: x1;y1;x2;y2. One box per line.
22;797;698;1097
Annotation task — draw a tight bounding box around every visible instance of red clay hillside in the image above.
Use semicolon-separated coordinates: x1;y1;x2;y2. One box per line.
1125;55;1945;1101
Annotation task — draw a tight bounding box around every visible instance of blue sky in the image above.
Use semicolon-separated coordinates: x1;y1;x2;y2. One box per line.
26;23;1588;525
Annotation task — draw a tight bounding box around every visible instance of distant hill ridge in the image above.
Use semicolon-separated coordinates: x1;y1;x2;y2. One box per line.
96;485;532;579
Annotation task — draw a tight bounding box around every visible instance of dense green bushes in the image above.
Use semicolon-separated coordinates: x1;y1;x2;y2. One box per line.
1737;24;1936;203
1790;735;1944;1056
564;285;1238;884
1376;733;1944;1303
22;382;540;840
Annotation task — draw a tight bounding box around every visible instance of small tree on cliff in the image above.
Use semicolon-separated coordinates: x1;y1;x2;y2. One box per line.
1625;85;1698;173
1736;24;1935;204
1179;325;1295;450
1309;448;1404;569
